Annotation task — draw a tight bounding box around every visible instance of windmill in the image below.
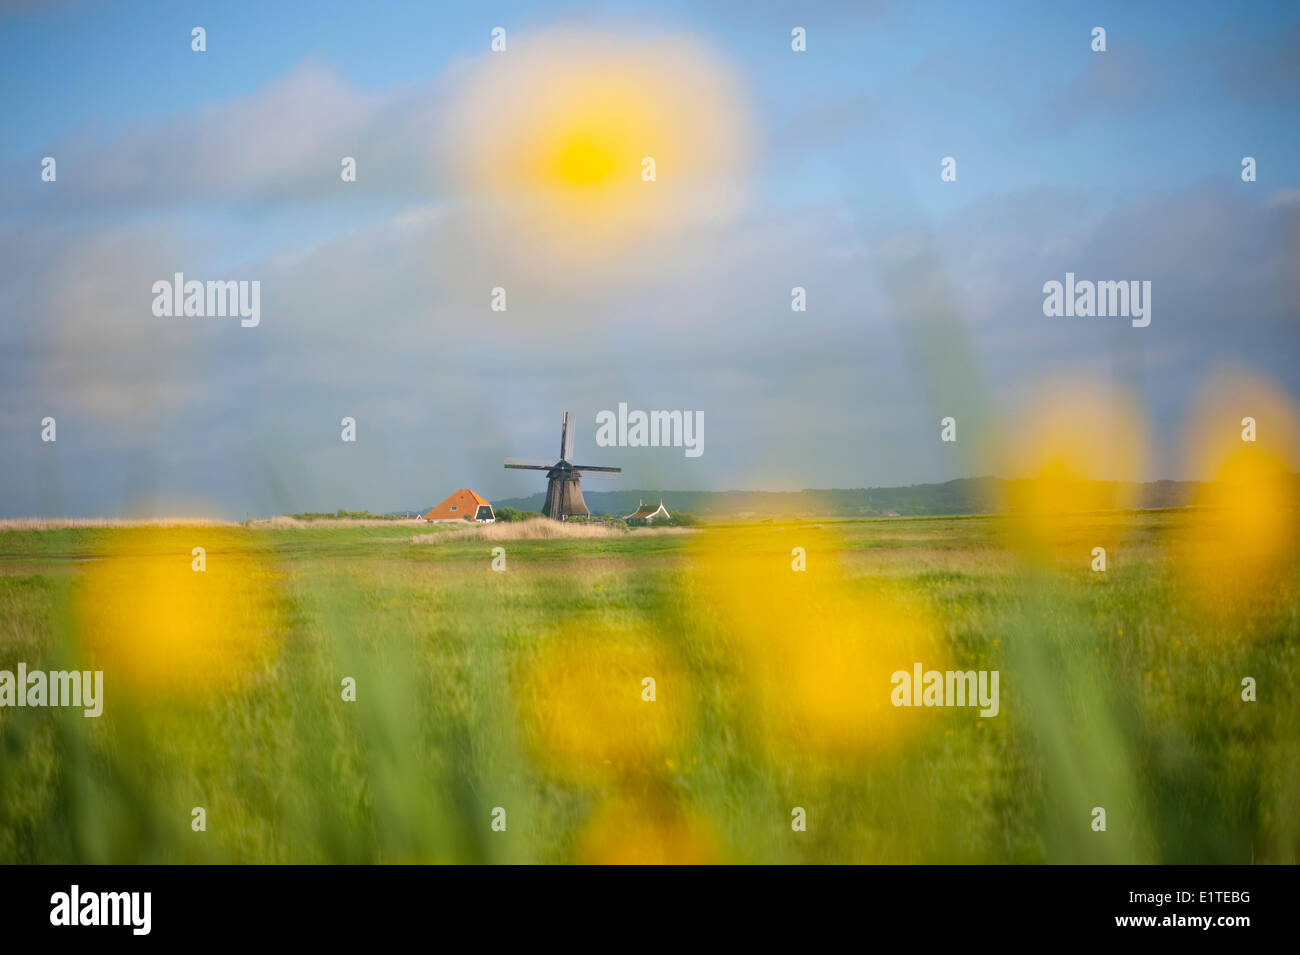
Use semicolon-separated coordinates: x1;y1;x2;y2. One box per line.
504;412;621;520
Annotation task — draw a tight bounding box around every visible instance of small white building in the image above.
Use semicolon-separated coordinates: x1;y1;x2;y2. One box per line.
624;499;671;524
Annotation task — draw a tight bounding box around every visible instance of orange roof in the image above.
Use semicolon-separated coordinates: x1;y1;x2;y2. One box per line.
422;489;492;521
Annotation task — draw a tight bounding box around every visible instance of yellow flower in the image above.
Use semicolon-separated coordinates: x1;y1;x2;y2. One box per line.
575;793;718;865
1172;369;1300;626
689;524;947;763
998;379;1147;562
517;619;689;784
75;528;279;701
436;30;751;270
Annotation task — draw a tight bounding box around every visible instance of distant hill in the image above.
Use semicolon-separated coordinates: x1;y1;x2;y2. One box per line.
487;477;1253;520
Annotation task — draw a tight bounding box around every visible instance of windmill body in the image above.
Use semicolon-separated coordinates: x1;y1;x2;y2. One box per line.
505;412;621;520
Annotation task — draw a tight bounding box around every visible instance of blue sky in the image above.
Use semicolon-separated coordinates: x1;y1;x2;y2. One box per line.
6;1;1297;203
2;1;1298;516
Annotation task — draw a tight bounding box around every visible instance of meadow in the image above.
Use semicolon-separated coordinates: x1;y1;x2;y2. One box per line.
0;511;1295;864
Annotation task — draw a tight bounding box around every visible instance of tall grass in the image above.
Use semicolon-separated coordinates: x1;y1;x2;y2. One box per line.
0;512;1295;863
0;517;235;530
412;517;695;543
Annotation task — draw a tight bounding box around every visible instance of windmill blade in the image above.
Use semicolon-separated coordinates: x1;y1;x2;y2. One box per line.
577;469;620;481
562;412;574;461
570;464;621;472
504;458;554;470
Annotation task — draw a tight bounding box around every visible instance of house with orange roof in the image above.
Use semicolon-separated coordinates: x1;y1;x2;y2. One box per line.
422;489;495;523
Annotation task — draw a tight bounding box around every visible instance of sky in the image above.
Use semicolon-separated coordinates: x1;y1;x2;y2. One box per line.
2;0;1298;517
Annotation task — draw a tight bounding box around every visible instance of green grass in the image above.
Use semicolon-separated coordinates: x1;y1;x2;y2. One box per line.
0;513;1296;863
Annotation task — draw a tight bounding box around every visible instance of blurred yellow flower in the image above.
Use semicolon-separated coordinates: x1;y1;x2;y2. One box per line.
75;529;279;700
998;379;1147;561
517;620;689;784
575;792;718;864
1173;369;1300;623
690;525;948;762
437;29;751;268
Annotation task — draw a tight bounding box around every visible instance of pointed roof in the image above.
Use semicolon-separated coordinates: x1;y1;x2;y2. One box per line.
624;499;670;521
422;489;493;521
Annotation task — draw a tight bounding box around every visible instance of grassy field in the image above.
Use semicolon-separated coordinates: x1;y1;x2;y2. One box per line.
0;511;1296;864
